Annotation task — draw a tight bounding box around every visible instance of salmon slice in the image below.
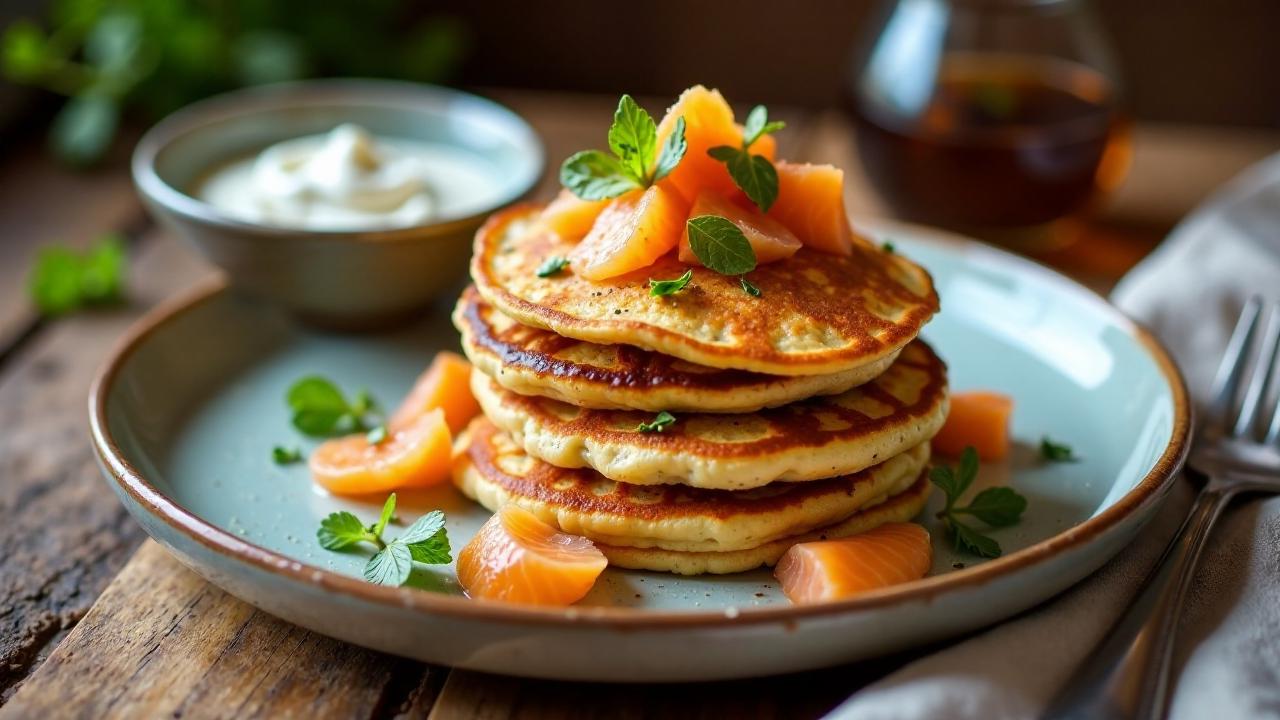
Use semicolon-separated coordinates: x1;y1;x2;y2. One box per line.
457;504;608;605
932;390;1014;461
310;409;452;496
568;185;688;281
775;523;932;603
654;85;743;203
388;351;480;434
678;191;801;265
539;189;608;243
768;162;856;256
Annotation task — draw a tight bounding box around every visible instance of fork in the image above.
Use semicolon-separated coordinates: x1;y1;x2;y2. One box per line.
1046;296;1280;720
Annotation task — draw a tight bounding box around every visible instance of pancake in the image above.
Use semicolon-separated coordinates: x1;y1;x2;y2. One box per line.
454;286;898;413
598;475;932;575
470;339;949;490
471;205;939;376
453;417;930;553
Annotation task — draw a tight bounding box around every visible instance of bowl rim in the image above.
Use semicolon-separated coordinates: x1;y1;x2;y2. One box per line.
89;216;1192;629
131;78;545;242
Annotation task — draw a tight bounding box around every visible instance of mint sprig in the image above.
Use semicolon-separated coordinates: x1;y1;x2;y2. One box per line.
286;377;382;438
28;234;127;316
707;104;785;212
930;447;1027;558
272;446;302;464
536;256;570;278
317;493;451;587
1040;436;1078;463
560;94;687;201
649;269;692;297
636;411;676;433
686;215;757;275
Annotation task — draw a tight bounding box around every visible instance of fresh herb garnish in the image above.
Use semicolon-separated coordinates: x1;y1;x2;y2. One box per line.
740;277;762;297
536;256;570;278
286;377;381;438
636;411;676;433
272;446;302;464
365;424;388;445
317;493;451;587
930;447;1027;558
685;215;757;275
882;241;895;254
649;269;693;297
1040;436;1078;463
28;234;127;316
707;105;785;212
560;95;687;200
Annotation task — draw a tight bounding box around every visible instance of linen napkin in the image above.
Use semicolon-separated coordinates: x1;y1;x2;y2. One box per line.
827;152;1280;720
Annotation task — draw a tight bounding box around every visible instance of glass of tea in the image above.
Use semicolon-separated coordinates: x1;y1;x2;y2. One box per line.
849;0;1130;248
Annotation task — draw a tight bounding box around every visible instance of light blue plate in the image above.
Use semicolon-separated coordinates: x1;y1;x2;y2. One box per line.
91;221;1190;681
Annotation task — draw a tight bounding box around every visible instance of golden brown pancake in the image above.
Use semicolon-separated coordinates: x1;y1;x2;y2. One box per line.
471;205;939;376
454;286;899;413
471;339;949;490
453;417;929;553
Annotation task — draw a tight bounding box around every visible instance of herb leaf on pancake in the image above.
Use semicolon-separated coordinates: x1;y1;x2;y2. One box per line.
561;94;688;200
708;104;784;211
686;215;757;275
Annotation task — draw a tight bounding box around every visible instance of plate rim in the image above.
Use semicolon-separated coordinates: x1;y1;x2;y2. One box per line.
90;226;1191;629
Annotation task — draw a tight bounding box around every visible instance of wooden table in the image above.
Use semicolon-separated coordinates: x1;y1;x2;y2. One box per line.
1;89;1276;719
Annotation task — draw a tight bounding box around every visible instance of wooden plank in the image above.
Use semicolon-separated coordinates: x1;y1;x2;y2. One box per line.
0;541;438;720
0;229;212;701
0;134;143;354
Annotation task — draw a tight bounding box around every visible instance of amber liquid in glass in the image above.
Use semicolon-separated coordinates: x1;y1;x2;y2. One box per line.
853;53;1130;229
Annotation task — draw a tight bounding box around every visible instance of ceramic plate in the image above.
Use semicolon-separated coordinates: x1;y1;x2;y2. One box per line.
91;222;1190;682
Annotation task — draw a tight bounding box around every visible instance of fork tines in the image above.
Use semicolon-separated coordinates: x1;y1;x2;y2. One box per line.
1208;296;1280;442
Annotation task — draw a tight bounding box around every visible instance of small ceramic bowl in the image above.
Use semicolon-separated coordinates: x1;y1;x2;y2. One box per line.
132;79;543;328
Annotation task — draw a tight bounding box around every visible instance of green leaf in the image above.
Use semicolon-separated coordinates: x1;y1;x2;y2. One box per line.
232;30;310;86
950;521;1003;558
80;235;125;302
399;510;451;564
652;116;687;182
352;389;378;417
366;424;388;445
272;446;302;465
726;151;778;212
50;92;119;166
287;376;354;437
956;447;980;497
607;94;657;183
741;105;785;147
85;13;143;75
2;20;51;81
398;510;446;544
364;541;413;586
636;410;676;433
560;150;640;201
317;511;370;550
373;493;396;538
536;256;570;278
28;247;84;316
685;216;757;275
958;487;1027;527
1040;436;1078;462
648;269;692;297
882;241;896;254
740;277;761;297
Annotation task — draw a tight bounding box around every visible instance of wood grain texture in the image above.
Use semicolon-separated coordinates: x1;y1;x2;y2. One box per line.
0;230;214;701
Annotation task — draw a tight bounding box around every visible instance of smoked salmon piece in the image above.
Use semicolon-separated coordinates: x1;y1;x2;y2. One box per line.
679;191;801;265
568;185;688;281
655;86;743;203
457;504;608;605
310;409;452;495
539;189;607;243
768;162;856;256
388;351;480;434
775;523;932;603
932;391;1013;461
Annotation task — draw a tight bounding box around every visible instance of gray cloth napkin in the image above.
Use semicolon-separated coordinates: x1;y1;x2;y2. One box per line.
828;153;1280;720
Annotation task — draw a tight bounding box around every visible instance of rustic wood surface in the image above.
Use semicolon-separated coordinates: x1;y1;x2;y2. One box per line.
0;88;1276;719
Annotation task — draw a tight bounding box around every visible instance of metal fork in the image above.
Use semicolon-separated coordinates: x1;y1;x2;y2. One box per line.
1046;296;1280;720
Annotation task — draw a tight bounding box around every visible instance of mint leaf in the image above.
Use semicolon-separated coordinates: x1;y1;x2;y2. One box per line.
649;269;693;297
398;510;445;544
725;149;779;212
1040;436;1078;462
317;511;371;550
956;447;979;498
536;256;570;278
364;541;413;586
882;241;895;254
286;377;380;437
652;116;687;182
560;150;640;201
951;521;1002;558
686;215;757;275
373;493;397;538
272;446;302;464
607;95;657;183
742;105;785;147
740;277;761;297
636;410;676;433
958;487;1027;527
28;235;128;316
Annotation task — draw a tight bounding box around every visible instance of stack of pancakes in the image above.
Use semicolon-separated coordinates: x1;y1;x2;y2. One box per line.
450;207;947;575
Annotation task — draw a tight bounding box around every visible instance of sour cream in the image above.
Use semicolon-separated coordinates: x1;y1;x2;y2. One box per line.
196;124;502;230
